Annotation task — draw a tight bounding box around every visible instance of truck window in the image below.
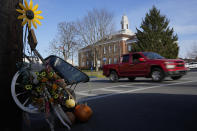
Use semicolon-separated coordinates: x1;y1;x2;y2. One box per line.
122;54;129;63
132;54;143;63
143;52;164;59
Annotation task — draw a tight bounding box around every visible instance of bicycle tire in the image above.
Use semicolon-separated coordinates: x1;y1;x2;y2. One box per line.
11;70;40;113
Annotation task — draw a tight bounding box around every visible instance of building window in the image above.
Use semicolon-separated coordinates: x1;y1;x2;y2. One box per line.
114;58;117;64
109;58;112;64
104;46;106;54
114;44;116;53
82;62;85;66
86;61;89;66
128;45;132;52
91;61;93;67
109;45;111;53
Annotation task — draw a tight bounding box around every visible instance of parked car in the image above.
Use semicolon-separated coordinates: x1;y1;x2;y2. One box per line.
185;63;190;70
103;52;188;82
185;63;190;68
188;62;197;69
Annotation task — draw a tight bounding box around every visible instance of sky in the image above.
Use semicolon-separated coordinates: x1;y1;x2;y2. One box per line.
27;0;197;64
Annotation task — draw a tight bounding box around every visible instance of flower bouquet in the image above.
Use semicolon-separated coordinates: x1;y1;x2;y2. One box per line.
21;64;76;113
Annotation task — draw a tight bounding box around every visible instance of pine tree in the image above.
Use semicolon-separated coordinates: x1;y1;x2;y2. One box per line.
133;6;179;58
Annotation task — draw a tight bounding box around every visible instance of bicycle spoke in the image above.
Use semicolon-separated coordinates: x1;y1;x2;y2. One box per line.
23;97;30;106
15;83;25;88
16;91;28;97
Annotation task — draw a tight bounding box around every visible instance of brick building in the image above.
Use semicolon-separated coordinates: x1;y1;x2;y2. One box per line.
78;15;137;69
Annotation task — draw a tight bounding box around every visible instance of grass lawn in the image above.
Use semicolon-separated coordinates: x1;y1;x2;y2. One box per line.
82;70;106;78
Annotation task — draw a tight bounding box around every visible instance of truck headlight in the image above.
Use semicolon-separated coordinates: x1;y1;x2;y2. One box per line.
166;65;175;69
165;62;175;69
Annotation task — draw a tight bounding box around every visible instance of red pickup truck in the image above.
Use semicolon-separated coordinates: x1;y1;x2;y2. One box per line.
103;52;188;82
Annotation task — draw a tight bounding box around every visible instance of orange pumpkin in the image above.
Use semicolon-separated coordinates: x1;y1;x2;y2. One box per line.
74;104;93;122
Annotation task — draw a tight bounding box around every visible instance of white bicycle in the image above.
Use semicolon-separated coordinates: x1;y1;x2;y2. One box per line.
11;29;89;130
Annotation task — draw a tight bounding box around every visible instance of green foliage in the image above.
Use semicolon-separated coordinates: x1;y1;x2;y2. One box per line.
82;70;105;78
133;6;179;58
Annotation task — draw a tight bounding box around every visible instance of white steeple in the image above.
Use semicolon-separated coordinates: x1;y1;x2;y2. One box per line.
121;15;129;30
120;14;134;35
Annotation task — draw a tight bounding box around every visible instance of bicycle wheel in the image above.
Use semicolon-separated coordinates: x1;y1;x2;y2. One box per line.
11;70;40;113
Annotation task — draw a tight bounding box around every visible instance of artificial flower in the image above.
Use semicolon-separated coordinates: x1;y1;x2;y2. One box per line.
16;0;43;29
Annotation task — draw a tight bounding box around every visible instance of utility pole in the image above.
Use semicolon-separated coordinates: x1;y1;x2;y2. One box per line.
0;0;23;130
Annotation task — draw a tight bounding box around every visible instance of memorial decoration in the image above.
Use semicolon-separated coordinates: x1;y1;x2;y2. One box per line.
14;0;92;130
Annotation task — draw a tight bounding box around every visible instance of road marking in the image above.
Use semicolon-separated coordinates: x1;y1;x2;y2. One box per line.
79;82;165;93
118;84;151;88
119;85;134;87
78;80;197;102
75;92;96;96
121;80;197;94
79;83;134;92
99;88;123;92
127;82;148;84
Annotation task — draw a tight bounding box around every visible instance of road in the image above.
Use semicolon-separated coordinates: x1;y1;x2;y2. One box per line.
75;71;197;101
24;71;197;131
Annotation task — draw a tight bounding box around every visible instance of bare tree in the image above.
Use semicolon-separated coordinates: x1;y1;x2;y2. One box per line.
49;21;79;64
77;8;115;71
187;42;197;59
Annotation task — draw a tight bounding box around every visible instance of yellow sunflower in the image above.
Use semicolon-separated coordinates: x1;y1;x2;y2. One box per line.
16;0;44;29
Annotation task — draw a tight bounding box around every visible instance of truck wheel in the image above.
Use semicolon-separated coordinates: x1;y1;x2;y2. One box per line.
151;68;165;82
171;76;182;80
109;71;119;82
128;77;136;81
